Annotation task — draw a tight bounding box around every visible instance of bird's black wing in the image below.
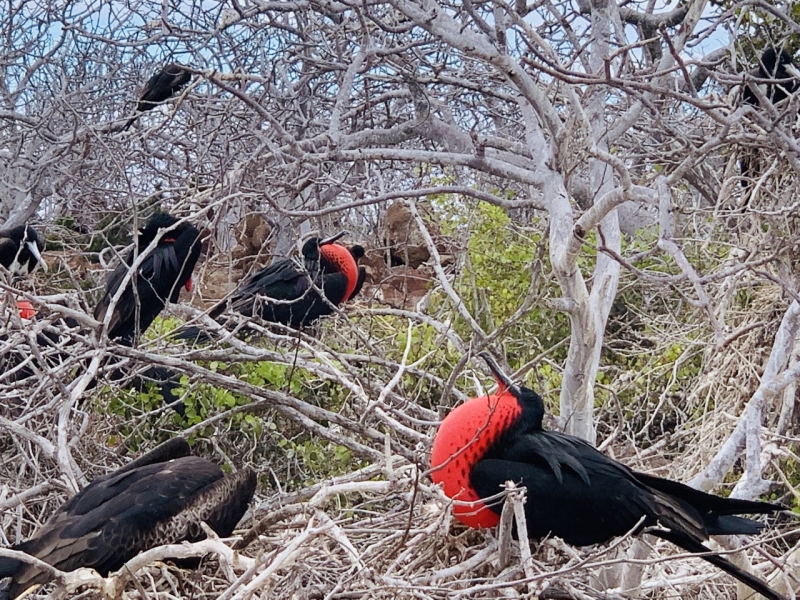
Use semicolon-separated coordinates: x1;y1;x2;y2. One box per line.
11;456;224;592
93;258;134;338
55;439;191;519
212;259;308;318
93;248;156;342
137;65;189;109
0;237;20;270
633;471;782;535
651;529;788;600
95;225;200;342
474;430;708;546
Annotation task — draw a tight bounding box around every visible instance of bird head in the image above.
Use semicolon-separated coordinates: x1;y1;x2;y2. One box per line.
349;244;365;261
299;232;360;299
478;351;545;429
2;225;48;274
760;47;800;79
137;212;180;246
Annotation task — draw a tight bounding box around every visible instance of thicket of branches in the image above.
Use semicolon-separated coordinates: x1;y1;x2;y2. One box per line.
2;0;800;598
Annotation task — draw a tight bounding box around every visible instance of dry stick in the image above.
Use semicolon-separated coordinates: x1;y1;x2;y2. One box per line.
655;176;724;346
691;300;800;494
229;517;333;599
509;483;537;595
106;535;256;598
497;484;515;570
238;475;396;551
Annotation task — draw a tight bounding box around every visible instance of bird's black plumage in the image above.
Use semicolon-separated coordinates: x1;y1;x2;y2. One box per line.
740;48;800;188
432;353;787;600
743;47;800;107
349;244;367;300
0;438;256;600
94;212;201;345
123;63;191;131
0;225;47;275
174;233;361;341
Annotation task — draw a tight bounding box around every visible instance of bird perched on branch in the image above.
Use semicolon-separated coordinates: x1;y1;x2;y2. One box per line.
740;47;800;189
123;63;192;131
0;225;47;274
94;211;201;345
431;352;787;600
175;233;363;341
743;47;800;107
0;438;256;600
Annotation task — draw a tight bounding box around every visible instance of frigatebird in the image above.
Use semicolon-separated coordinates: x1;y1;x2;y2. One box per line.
0;438;256;600
431;352;787;600
743;47;800;106
174;233;362;341
741;48;800;188
94;211;201;345
123;63;192;131
0;225;47;274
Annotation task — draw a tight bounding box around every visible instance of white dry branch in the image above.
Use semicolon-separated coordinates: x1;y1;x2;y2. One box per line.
3;1;800;599
691;300;800;497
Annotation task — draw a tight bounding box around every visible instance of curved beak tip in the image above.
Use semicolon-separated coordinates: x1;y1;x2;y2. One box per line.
27;242;47;273
477;352;518;394
320;231;347;245
785;64;800;80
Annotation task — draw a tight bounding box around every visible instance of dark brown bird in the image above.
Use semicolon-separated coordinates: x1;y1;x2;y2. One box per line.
123;63;192;131
0;438;256;600
431;352;788;600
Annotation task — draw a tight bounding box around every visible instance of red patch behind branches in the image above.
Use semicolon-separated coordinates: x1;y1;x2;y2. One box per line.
320;243;359;301
430;391;522;529
16;300;35;320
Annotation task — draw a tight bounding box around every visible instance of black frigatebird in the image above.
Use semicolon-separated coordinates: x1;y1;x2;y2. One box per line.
431;352;787;600
123;63;192;131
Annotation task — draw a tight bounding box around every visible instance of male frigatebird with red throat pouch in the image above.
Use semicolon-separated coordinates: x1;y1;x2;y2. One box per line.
174;232;362;341
94;211;201;345
431;352;788;600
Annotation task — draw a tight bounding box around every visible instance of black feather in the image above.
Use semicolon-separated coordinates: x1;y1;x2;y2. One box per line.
94;212;201;345
2;441;255;598
123;64;191;131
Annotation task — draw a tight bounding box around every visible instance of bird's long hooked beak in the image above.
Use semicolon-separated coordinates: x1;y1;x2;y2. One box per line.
477;352;521;395
27;241;47;273
319;231;347;245
785;63;800;80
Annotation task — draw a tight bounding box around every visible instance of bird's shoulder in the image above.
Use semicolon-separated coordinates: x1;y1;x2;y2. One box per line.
45;457;223;540
238;259;307;293
502;429;635;487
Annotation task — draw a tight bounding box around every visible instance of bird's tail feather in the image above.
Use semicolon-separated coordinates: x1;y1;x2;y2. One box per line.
652;530;787;600
705;514;766;536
